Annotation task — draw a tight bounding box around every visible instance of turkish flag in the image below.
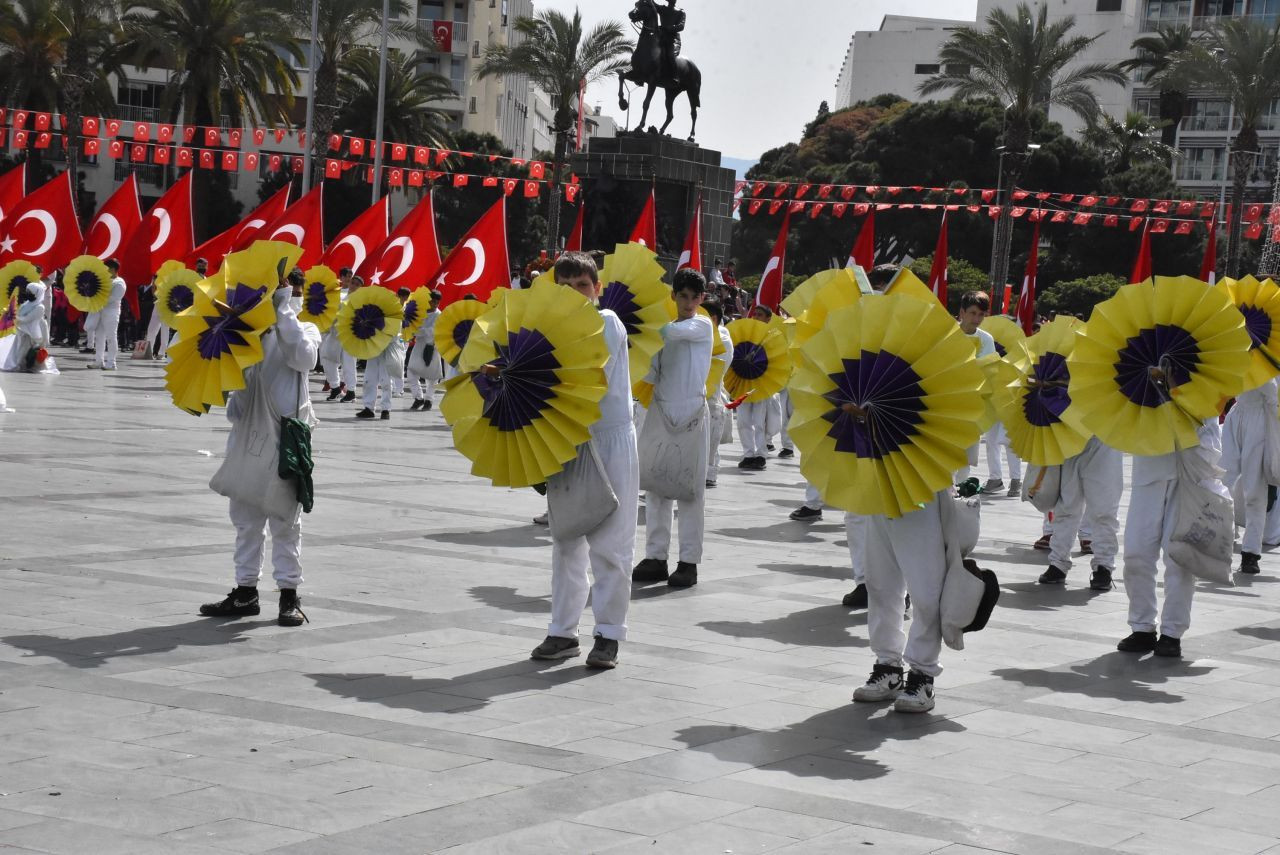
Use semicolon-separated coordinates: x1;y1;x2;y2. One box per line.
565;200;585;252
432;19;453;52
133;122;151;141
629;188;657;249
82;116;100;137
322;195;389;275
0;162;26;227
221;152;238;171
204;127;220;146
754;210;790;312
252;129;265;146
176;147;193;167
349;137;365;156
926;212;948;306
677;194;702;272
199;150;215;169
847;207;875;268
158;124;174;143
228;128;242;148
0;170;83;275
1129;220;1152;283
260;183;324;268
153;145;171;165
431;196;509;306
391;143;407;161
191;182;293;270
362;192;440;289
82;174;142;260
244;152;259;171
1201;214;1218;284
121;171;195;315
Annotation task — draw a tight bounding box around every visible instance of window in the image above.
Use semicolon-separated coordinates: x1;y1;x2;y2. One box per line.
473;41;481;57
469;96;477;114
1176;146;1226;182
113;161;165;187
914;63;940;75
944;63;970;75
117;82;164;124
1097;0;1121;10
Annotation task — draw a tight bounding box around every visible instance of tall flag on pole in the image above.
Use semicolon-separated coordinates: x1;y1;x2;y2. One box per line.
0;170;83;273
120;170;195;316
191;183;292;270
1129;218;1153;284
629;187;657;249
754;209;791;312
1016;219;1040;335
564;201;585;253
323;195;390;274
432;196;510;307
261;183;324;268
847;208;875;269
926;211;948;306
677;194;702;272
362;191;441;289
82;174;142;261
1200;213;1218;284
0;162;26;226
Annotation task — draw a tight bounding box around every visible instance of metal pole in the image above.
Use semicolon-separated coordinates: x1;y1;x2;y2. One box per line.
301;0;320;193
988;151;1006;289
370;0;390;204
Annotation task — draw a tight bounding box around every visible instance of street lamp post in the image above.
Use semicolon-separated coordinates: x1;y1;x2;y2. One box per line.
988;143;1040;293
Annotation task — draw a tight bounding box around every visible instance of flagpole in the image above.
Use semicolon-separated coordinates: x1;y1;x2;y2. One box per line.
370;0;390;204
301;0;319;193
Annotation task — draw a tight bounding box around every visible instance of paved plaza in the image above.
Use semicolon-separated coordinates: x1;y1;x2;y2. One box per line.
7;353;1280;854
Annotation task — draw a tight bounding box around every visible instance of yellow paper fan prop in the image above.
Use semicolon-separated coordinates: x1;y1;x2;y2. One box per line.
996;317;1092;465
0;260;40;304
1068;276;1251;456
334;284;404;360
441;280;610;488
597;243;675;382
793;272;861;346
790;295;985;518
436;297;489;367
724;318;792;402
884;268;940;303
155;259;187;282
0;292;16;339
980;315;1031;370
782;268;856;321
63;255;113;314
1215;276;1280;392
298;264;341;332
154;267;202;327
975;353;1021;434
400;287;432;341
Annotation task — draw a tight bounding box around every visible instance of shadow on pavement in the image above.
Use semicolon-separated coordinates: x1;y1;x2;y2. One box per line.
467;585;550;614
716;521;842;545
992;651;1214;704
2;618;267;668
996;580;1109;611
425;528;552;548
699;603;867;648
757;562;850;581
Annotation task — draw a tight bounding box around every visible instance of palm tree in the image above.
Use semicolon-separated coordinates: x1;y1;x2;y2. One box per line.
920;2;1125;290
475;9;632;253
335;48;455;149
286;0;423;185
1123;24;1195;147
1083;111;1178;173
1169;19;1280;278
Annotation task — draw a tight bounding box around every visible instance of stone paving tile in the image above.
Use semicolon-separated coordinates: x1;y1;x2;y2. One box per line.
9;360;1280;853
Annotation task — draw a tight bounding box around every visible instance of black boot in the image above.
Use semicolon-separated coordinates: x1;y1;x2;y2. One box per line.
199;586;260;617
632;558;669;583
1241;552;1262;575
668;562;698;588
278;589;308;627
326;384;344;402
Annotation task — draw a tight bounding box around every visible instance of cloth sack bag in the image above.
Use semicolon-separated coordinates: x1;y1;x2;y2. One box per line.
1168;447;1235;585
638;400;708;503
547;441;619;540
1264;415;1280;485
937;491;1000;650
1022;464;1062;513
319;328;342;364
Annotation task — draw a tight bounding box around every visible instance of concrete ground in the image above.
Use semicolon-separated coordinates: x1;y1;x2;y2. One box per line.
4;350;1280;855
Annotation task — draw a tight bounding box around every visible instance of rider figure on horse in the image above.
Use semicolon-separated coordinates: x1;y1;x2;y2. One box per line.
657;0;684;82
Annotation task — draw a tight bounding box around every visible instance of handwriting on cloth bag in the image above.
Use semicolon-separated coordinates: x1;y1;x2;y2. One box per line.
638;400;708;503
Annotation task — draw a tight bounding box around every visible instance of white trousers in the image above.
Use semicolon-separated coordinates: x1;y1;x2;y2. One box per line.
738;401;767;457
1049;438;1122;572
145;312;171;358
94;312;120;369
549;427;639;641
803;481;823;511
845;512;866;585
229;498;303;588
778;390;794;451
707;400;726;482
1123;479;1195;638
322;349;358;389
984;422;1022;481
1267;498;1280;547
1222;405;1271;555
362;359;392;411
864;496;947;677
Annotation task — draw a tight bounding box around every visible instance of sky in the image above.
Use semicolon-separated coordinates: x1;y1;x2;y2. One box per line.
536;0;979;165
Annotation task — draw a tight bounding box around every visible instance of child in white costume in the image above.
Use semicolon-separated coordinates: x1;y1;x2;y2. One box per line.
407;290;444;411
1221;378;1279;574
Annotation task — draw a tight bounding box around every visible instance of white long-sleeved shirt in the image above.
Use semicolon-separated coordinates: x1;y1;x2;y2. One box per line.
648;314;713;424
708;323;732;400
227;292;321;425
593;308;632;435
967;326;996;358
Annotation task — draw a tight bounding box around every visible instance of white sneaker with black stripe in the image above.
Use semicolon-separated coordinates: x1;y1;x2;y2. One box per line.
893;670;935;713
852;663;904;702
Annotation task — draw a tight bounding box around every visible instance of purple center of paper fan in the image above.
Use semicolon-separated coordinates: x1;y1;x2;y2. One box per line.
1023;351;1071;428
1113;323;1200;408
196;310;251;360
8;275;29;296
471;327;561;432
304;283;329;316
403;300;420;330
821;350;926;460
351;304;385;341
1241;304;1271;350
166;285;194;315
993;341;1008;358
226;282;267;310
453;318;475;350
732;341;769;381
600;281;642;336
74;271;101;298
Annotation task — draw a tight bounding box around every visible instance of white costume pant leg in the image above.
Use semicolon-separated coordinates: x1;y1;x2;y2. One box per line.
145;311;162;352
864;498;947;677
779;390;795;451
1228;449;1268;556
1049;439;1122;572
1123;479;1195;638
342;351;358;390
766;394;782;443
844;512;866;586
1267;497;1280;547
803;481;823;511
549;427;639;641
229;499;303;589
984;425;1005;481
738;401;765;457
323;356;341;388
706;402;725;483
645;494;674;561
95;314;119;368
1047;456;1086;573
362;360;385;409
1006;446;1023;482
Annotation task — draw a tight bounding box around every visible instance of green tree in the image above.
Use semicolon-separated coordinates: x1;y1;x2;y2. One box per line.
1034;273;1125;318
475;9;632;253
1169;19;1280;278
1082;111;1178;173
920;2;1125;290
908;255;989;315
335;48;454;148
1122;24;1194;147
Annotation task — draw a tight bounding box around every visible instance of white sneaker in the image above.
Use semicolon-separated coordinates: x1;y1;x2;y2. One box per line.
893;670;935;713
852;663;904;702
532;512;548;526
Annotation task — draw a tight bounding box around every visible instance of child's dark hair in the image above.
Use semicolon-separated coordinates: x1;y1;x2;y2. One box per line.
960;291;990;312
702;297;723;322
554;251;599;285
672;268;706;296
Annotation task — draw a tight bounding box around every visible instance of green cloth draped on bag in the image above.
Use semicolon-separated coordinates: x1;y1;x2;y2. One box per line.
278;415;314;513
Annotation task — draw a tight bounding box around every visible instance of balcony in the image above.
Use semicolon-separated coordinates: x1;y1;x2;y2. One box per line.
1175;164;1226;182
417;19;468;56
1143;12;1280;32
1180;114;1237;132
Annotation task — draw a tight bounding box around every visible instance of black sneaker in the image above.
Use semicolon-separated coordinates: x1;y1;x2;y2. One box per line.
632;558;669;583
737;457;752;469
1117;630;1158;653
340;390;356;403
423;399;433;410
852;663;904;702
789;506;822;522
705;480;717;488
326;386;343;402
321;381;331;392
531;635;580;660
668;562;698;588
355;407;375;419
1038;566;1067;585
278;588;308;627
1241;552;1261;575
842;583;868;609
777;448;795;459
745;456;767;471
380;410;390;421
410;398;425;411
585;635;619;669
1089;567;1113;591
199;586;260;618
767;443;775;452
1154;635;1182;658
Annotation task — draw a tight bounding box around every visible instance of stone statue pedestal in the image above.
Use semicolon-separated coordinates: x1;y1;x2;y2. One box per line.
569;136;735;275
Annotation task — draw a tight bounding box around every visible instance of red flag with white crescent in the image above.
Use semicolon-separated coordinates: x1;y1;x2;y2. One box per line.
0;170;84;273
629;188;657;249
190;183;292;270
260;184;324;268
1200;213;1218;285
83;174;142;260
322;196;389;275
677;194;702;272
1129;218;1152;284
0;162;26;227
754;210;790;312
926;212;948;306
846;207;874;269
1016;219;1040;335
121;171;195;315
361;192;441;289
432;196;510;307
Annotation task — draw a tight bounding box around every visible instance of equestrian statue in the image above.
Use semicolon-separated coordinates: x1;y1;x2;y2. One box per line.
618;0;702;141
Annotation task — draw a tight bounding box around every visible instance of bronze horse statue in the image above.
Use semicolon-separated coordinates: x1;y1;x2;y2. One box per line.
617;0;702;141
